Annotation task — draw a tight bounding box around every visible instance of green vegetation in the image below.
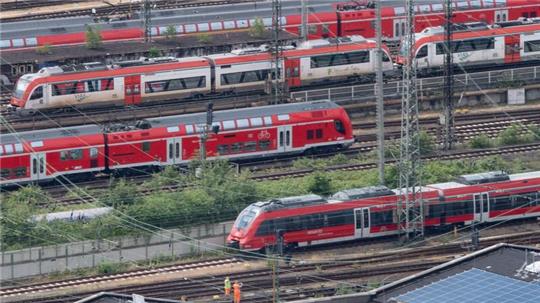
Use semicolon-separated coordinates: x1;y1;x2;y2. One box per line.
249;17;267;38
0;154;533;251
85;25;102;49
196;33;212;44
147;47;161;58
36;44;51;55
164;25;177;40
469;123;540;149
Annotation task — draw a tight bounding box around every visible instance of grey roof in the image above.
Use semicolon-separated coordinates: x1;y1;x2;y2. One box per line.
456;171;510;185
331;186;394;201
1;101;339;145
74;291;182;303
253;194;327;212
391;268;540;303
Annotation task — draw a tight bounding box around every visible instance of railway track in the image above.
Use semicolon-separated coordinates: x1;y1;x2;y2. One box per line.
2;0;256;22
0;0;87;11
5;230;540;303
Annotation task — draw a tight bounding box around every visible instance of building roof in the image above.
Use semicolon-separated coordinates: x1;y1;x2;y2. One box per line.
390;268;540;303
74;292;183;303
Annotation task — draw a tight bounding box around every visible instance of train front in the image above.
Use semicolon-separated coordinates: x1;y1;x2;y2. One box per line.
10;73;41;112
227;204;262;251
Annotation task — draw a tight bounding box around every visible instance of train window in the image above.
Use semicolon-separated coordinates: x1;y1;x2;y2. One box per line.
470;0;482;8
30;86;43;100
175;143;180;158
19;65;25;74
382;52;390;62
145;76;206;93
310;51;370;68
14;143;23;153
217;145;229;155
220;69;270;85
308;24;317;34
1;169;9;178
142;142;151;152
334;120;346;134
4;145;13;154
436;38;494;55
249;117;263;127
277;114;289;121
61;149;83;160
168;143;173;158
263;116;272;125
255;220;274;236
222;120;235;130
90;147;98;158
15;167;27;177
322;24;329;34
39;158;44;174
258;140;271;150
237;119;249;128
416;45;428;58
525;40;540;53
0;145;3;155
512;193;536;208
11;66;18;76
491;196;512;210
32;159;37;174
185;125;194;134
244;141;256;152
370;211;394;226
231;143;242;153
26;64;33;73
307;130;314;140
315;129;323;139
431;4;443;11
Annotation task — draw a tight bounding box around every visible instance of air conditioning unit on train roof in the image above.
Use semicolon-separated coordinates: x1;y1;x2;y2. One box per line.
38;66;64;76
299;35;366;49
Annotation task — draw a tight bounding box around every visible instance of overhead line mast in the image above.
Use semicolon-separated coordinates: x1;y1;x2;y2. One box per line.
442;0;455;150
375;0;385;185
271;0;285;104
398;0;424;241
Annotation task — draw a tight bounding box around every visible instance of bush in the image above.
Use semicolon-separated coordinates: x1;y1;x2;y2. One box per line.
105;179;140;208
197;33;212;44
418;130;435;155
249;17;267;38
148;47;161;58
97;261;126;275
85;25;102;49
307;171;332;196
469;134;494;149
497;123;534;146
36;44;51;55
164;25;176;40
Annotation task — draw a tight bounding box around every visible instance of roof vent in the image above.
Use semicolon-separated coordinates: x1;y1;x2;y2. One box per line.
456;171;510;185
332;186;394;201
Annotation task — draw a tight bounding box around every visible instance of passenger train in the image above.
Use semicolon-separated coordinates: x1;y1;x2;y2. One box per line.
2;0;539;50
397;18;540;69
0;101;354;186
227;171;540;251
10;36;393;113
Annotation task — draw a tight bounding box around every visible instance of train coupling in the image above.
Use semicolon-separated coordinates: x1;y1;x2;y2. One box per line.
227;240;240;250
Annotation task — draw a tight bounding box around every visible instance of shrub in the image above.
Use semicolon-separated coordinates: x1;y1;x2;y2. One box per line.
249;17;267;38
307;171;332;196
197;33;212;44
85;25;102;49
164;25;176;40
497;123;534;146
469;134;494;149
36;44;51;55
148;47;161;58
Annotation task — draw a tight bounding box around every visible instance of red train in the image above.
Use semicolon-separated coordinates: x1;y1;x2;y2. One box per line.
227;171;540;251
10;36;393;113
0;101;354;186
2;0;539;50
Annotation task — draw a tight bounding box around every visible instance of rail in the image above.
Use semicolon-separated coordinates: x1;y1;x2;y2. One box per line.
291;66;540;103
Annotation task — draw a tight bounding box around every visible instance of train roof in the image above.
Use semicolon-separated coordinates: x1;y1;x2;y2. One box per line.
252;194;327;212
331;185;395;201
1;101;340;149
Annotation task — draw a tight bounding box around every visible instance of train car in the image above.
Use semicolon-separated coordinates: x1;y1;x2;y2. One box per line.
10;36;392;113
227;171;540;251
396;19;540;70
0;125;106;184
3;1;539;50
0;101;354;186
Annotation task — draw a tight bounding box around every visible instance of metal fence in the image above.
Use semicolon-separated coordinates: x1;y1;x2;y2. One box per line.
291;66;540;103
1;221;233;281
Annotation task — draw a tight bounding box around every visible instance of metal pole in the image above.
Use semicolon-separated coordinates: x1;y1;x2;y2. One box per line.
442;0;455;150
301;0;308;41
143;0;152;43
200;102;214;162
375;0;385;185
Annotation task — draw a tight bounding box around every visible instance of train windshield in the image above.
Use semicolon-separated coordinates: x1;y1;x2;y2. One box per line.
13;78;30;99
234;205;260;230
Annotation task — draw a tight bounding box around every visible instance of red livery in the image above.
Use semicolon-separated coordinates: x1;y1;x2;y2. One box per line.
227;171;540;251
0;101;354;186
2;0;539;50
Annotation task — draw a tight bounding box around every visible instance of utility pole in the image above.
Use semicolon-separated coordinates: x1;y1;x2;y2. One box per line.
300;0;308;41
142;0;152;43
398;0;424;241
442;0;455;150
270;0;284;104
273;230;284;303
199;102;214;163
375;0;385;185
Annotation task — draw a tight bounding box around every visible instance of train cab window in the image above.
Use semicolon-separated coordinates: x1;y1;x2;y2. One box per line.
234;207;260;230
416;45;428;58
142;142;151;152
334;120;346;134
307;130;314;140
315;129;323;139
90;147;99;158
382;52;390;62
259;140;271;150
30;86;43;100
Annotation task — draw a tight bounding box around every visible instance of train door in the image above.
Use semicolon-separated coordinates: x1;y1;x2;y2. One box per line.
393;19;406;39
285;58;301;88
473;193;489;223
495;10;508;23
504;34;521;63
166;138;182;165
278;125;292;153
124;75;142;105
354;208;370;238
30;153;46;181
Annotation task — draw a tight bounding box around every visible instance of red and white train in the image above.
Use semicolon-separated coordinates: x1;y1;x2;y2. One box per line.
227;171;540;251
397;18;540;69
0;101;354;186
2;0;539;50
10;36;393;113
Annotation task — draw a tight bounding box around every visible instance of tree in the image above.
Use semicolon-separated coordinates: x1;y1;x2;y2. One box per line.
164;25;177;40
148;47;161;58
197;33;212;44
249;17;267;38
307;171;332;196
85;25;102;49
